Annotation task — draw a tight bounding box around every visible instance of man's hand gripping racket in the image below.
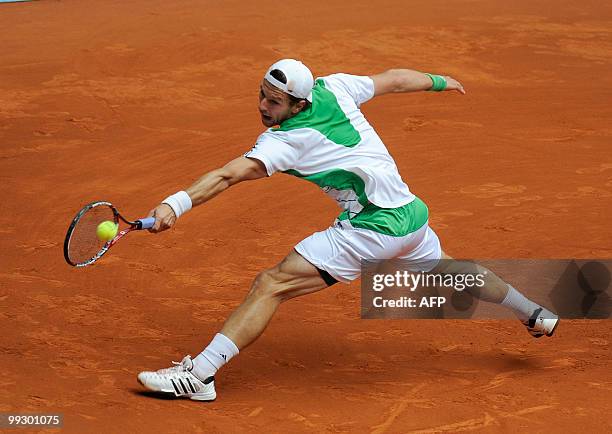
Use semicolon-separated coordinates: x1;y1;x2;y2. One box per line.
63;201;156;267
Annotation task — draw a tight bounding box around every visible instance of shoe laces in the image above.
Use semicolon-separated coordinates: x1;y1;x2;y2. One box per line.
156;355;193;375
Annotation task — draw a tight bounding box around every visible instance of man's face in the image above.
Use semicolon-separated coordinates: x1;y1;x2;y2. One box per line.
258;80;303;127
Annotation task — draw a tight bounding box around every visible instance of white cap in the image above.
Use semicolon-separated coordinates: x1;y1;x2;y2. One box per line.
264;59;314;102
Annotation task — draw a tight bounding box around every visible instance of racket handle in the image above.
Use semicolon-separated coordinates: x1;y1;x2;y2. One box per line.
137;217;156;230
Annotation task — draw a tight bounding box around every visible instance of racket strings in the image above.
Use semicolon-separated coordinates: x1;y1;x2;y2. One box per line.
67;206;116;265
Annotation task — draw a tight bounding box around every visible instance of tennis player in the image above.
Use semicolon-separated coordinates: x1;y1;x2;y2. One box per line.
137;59;559;401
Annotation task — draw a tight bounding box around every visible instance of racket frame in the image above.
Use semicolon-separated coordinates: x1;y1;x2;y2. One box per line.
64;201;150;267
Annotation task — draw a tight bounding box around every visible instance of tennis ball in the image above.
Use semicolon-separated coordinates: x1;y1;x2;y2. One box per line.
96;220;118;242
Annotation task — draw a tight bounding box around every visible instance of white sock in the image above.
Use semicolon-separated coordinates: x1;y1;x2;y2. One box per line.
501;285;541;321
192;333;239;381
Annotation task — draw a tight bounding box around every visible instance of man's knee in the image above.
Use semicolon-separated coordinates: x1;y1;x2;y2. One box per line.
247;252;329;302
249;267;285;300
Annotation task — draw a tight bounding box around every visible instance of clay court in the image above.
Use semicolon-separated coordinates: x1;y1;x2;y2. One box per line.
1;0;611;432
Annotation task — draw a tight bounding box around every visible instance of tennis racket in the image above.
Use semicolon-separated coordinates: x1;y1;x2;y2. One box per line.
64;201;155;267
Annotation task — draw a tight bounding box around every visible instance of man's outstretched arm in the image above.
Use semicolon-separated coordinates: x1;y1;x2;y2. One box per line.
149;156;267;232
370;69;465;97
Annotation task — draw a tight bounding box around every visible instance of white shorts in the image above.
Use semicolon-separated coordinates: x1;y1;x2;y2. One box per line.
295;219;442;283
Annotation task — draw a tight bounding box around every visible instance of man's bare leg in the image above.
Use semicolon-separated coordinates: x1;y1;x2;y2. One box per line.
432;251;509;303
432;251;559;336
221;249;329;348
190;249;329;380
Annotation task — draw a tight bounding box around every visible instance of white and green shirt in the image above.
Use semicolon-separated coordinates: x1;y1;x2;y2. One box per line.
245;73;428;237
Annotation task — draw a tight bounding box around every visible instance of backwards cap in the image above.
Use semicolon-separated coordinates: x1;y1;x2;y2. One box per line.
264;59;314;102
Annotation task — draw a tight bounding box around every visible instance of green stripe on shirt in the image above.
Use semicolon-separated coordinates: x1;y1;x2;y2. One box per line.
284;168;429;236
273;79;361;147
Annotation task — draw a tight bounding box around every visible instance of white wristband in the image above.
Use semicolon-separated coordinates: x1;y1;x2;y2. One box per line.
162;191;192;219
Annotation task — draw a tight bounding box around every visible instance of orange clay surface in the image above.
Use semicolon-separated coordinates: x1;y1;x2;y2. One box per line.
1;0;611;432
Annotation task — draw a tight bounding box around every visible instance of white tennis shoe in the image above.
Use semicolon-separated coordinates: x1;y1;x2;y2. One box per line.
137;355;216;401
523;307;559;338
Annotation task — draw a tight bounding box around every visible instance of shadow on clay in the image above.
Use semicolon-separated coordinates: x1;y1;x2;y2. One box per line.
129;388;181;400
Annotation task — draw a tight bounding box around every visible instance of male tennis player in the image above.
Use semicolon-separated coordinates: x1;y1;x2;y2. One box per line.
137;59;559;401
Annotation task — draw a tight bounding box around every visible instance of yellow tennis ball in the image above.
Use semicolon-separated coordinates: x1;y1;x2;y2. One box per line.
96;220;118;242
